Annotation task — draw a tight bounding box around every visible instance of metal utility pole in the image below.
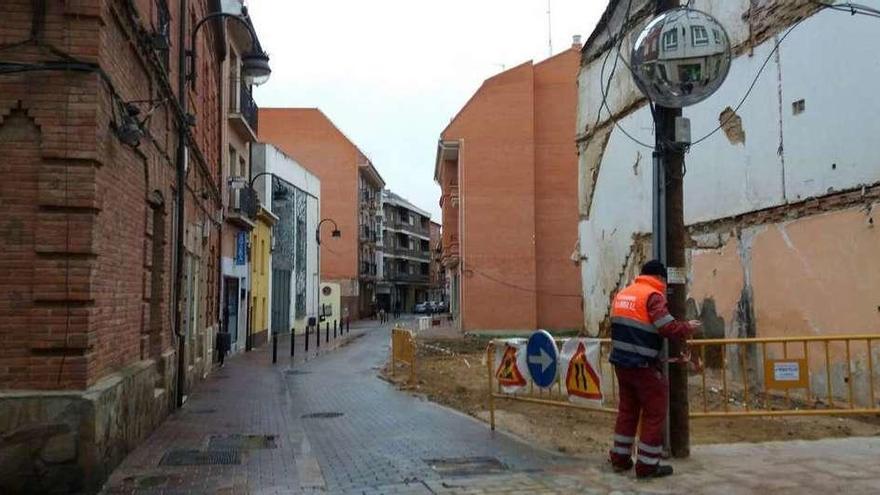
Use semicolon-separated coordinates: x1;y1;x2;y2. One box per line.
653;0;689;458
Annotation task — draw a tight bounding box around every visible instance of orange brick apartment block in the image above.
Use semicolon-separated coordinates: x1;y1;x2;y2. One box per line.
435;43;583;332
259;108;385;320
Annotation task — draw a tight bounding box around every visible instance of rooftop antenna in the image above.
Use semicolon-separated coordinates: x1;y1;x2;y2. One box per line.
547;0;553;56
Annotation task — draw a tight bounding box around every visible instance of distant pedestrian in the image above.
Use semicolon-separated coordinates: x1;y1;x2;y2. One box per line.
217;330;231;367
607;260;701;479
393;301;401;319
378;308;387;323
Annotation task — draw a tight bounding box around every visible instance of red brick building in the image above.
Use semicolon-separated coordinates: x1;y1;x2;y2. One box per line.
258;108;385;319
0;1;229;491
435;41;583;333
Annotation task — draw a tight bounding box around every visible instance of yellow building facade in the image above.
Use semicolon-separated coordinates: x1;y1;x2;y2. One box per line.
250;206;277;347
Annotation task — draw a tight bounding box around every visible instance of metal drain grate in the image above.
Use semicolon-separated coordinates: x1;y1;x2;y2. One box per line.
208;434;277;450
423;457;508;477
285;370;312;375
301;412;344;419
159;449;241;466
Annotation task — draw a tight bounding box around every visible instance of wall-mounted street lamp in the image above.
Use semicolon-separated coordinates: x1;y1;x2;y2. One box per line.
172;1;272;408
316;218;341;245
187;7;272;88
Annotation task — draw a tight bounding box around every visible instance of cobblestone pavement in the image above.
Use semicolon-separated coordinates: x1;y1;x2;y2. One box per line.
102;318;880;494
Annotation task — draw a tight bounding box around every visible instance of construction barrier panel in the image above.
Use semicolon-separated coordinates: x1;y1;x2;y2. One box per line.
392;326;417;384
486;334;880;430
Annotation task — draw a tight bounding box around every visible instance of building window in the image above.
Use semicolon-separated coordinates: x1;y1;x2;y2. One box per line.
713;29;721;45
691;25;709;47
662;29;678;52
261;239;266;275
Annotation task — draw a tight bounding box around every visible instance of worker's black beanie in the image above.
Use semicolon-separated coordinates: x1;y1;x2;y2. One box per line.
641;259;668;279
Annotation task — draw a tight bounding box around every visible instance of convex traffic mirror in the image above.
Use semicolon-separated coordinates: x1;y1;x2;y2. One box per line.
630;8;732;107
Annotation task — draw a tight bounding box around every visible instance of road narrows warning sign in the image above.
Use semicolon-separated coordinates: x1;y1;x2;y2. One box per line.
561;339;603;406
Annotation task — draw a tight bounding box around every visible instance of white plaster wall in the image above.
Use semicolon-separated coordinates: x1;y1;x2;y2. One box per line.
578;9;880;333
306;195;320;320
579;108;654;334
252;143;323;327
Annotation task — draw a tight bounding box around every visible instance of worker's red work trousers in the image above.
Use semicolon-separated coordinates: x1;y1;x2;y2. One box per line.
609;365;667;476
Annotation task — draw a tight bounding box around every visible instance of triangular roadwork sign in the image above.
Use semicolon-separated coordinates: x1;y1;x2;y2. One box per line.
496;345;527;387
566;342;602;400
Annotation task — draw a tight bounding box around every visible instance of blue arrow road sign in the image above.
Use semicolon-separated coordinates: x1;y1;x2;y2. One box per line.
526;330;559;388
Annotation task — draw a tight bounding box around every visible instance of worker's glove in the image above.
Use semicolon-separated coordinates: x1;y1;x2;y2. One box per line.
687;319;703;337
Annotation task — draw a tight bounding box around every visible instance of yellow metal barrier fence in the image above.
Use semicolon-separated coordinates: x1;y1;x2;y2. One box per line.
487;334;880;430
392;326;417;384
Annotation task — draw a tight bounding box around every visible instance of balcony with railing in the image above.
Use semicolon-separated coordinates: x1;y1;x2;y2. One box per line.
226;182;258;229
387;218;430;237
384;244;431;261
229;81;259;140
359;261;377;279
385;269;430;284
360;191;380;211
359;226;377;244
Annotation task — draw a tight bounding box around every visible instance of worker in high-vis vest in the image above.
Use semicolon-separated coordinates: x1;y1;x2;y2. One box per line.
607;260;701;479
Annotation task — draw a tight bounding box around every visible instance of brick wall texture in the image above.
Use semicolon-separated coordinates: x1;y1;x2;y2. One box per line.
0;0;222;391
439;47;583;332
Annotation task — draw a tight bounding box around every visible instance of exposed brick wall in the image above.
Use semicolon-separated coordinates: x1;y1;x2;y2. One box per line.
533;49;583;331
440;50;583;332
0;0;222;390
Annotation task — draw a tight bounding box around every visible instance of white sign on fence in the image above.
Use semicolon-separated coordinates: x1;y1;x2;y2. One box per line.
774;361;801;382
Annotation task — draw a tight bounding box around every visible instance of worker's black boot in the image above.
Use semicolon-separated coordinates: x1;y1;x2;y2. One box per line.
636;464;673;479
608;457;633;473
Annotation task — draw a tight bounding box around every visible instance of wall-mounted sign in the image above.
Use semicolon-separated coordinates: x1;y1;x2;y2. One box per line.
235;232;247;266
322;286;332;296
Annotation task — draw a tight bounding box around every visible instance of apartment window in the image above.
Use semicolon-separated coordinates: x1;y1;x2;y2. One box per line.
229;146;237;178
239;155;247;178
662;29;678;52
713;29;721;45
407;214;414;225
691;25;709;47
260;239;266;275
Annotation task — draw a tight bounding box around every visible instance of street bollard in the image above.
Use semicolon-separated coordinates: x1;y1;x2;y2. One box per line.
305;325;309;352
325;321;329;344
290;327;295;357
334;319;337;339
272;332;278;364
346;317;350;334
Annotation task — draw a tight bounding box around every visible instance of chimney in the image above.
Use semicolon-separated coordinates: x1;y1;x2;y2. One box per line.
572;35;583;49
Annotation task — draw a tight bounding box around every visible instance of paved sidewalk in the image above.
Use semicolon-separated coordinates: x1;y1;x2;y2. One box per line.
102;318;880;494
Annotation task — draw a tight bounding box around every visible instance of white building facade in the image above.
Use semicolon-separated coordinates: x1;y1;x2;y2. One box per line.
251;143;321;337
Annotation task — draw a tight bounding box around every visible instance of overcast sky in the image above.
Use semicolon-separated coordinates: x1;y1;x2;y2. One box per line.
249;0;606;220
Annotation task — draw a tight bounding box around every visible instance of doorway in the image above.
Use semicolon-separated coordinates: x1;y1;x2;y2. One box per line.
224;277;240;347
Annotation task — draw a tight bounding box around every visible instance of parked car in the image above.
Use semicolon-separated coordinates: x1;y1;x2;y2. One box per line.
433;301;448;313
413;301;431;314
